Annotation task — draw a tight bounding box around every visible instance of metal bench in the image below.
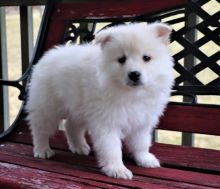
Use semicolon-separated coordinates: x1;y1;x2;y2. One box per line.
0;0;219;188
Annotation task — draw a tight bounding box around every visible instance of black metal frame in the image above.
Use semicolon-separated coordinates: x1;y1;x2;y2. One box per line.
0;0;219;140
0;0;54;139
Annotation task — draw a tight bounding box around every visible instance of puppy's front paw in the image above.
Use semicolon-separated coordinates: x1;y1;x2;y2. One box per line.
135;153;160;168
34;149;55;159
102;165;133;180
69;143;91;156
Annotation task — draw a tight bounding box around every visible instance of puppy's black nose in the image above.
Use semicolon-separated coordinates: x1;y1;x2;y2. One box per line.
128;71;141;82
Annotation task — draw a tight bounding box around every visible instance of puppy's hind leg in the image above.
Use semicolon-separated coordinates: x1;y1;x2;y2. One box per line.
64;118;90;155
29;112;58;159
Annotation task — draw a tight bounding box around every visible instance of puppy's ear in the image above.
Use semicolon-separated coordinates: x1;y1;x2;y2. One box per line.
148;23;172;45
95;31;111;47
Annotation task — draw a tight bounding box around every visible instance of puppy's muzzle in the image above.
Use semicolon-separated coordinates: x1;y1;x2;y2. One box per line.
127;71;142;87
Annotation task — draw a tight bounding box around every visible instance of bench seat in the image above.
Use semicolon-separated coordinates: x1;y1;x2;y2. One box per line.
1;139;220;189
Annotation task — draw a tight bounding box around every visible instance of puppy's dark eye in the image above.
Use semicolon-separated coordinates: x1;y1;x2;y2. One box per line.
118;56;126;65
143;55;151;62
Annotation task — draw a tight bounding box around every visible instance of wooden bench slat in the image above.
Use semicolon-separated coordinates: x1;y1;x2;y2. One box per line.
1;142;220;189
0;162;99;189
44;20;66;51
53;0;187;20
151;143;220;173
129;166;220;189
158;104;220;135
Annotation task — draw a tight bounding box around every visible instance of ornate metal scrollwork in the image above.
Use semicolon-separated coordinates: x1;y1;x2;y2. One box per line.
62;0;219;97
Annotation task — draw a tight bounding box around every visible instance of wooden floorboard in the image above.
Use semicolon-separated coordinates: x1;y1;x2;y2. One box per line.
0;142;220;189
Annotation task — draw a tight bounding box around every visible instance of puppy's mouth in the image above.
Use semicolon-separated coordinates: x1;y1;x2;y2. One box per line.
126;80;143;88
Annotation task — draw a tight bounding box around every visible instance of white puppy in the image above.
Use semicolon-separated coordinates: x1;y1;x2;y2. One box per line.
26;23;174;180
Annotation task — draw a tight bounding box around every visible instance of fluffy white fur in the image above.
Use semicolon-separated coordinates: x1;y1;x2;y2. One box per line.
26;23;174;180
